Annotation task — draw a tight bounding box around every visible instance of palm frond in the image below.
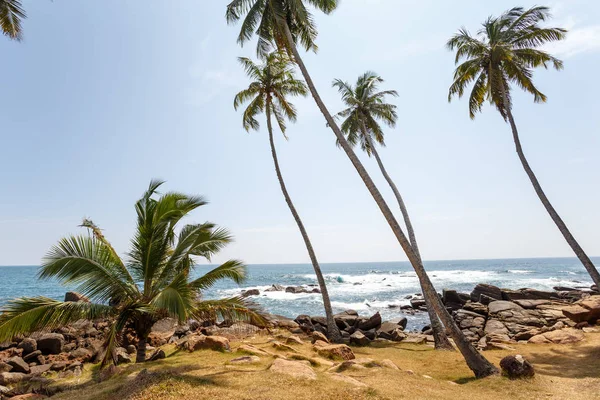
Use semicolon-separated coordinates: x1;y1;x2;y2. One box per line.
189;259;247;291
0;297;114;342
0;0;25;40
191;296;267;327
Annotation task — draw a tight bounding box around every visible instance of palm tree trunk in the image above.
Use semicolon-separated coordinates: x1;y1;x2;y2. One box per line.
364;128;454;351
136;336;147;363
500;86;600;288
281;22;498;378
266;106;342;343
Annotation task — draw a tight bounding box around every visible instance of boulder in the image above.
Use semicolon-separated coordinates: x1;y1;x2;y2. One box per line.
267;315;299;330
333;310;359;327
204;336;231;352
241;289;260;297
0;372;29;385
269;358;316;380
29;364;52;376
264;284;284;292
313;342;355;361
285;286;307;294
471;284;503;304
237;344;270;357
390;328;407;342
5;357;29;374
286;335;303;345
410;298;426;309
64;292;89;302
0;362;12;373
0;385;9;395
37;333;64;355
147;349;166;362
310;316;327;327
501;289;558;301
499;355;535;379
403;335;427;345
113;348;131;365
528;328;585;344
311;331;329;344
562;305;591;323
358;312;382;331
462;301;489;316
442;289;469;311
328;373;367;387
349;331;370;346
70;347;93;362
17;338;37;356
377;321;405;337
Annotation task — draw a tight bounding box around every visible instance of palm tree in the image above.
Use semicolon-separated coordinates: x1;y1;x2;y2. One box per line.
0;0;25;40
234;52;342;342
447;6;600;288
226;0;498;377
0;180;264;365
333;72;453;351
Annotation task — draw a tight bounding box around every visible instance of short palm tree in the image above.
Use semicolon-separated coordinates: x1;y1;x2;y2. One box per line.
333;72;453;351
234;52;341;342
0;180;264;365
447;6;600;288
226;0;498;377
0;0;25;40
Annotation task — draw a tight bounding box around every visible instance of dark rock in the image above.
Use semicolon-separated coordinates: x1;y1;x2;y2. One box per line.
500;355;535;379
442;289;469;311
334;310;359;327
23;350;42;363
241;289;260;297
115;347;132;364
285;286;306;294
311;331;329;344
30;363;52;376
265;284;285;292
554;286;578;292
362;329;376;340
358;312;382;331
17;338;37;356
377;320;405;337
462;301;489;316
37;333;65;355
410;298;426;309
420;324;431;333
310;316;327;327
471;284;502;303
502;289;559;301
64;292;90;302
311;288;321;293
70;347;92;362
6;357;29;374
349;331;370;346
147;349;166;362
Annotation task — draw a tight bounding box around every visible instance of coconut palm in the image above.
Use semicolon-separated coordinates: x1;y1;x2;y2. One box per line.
447;6;600;287
0;180;264;365
234;52;342;342
226;0;498;377
333;72;453;351
0;0;25;40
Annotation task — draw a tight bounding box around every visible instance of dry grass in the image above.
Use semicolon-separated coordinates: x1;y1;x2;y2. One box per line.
49;331;600;400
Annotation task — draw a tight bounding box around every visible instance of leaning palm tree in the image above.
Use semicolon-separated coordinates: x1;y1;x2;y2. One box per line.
333;72;453;351
234;52;341;342
447;6;600;288
226;0;498;377
0;180;264;365
0;0;25;40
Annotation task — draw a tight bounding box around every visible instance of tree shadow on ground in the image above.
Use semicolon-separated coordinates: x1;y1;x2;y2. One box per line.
527;343;600;379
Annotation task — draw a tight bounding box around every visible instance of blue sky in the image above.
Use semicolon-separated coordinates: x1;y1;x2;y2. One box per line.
0;0;599;266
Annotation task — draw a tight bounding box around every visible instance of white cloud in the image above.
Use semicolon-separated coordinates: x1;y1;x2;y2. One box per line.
545;24;600;58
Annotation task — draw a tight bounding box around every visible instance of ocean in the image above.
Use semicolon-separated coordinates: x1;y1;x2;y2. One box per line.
0;257;596;331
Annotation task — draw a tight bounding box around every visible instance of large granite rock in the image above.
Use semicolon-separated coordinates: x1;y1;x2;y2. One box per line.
528;328;585;344
470;284;503;304
269;358;316;380
358;312;382;331
5;357;29;374
17;338;37;356
313;341;355;361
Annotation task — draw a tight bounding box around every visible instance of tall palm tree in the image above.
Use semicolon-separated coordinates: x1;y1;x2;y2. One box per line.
234;52;342;342
333;72;453;351
226;0;498;377
447;6;600;288
0;180;264;365
0;0;25;40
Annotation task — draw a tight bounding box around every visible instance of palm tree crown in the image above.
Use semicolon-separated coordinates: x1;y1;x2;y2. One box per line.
333;72;398;156
226;0;338;57
0;180;263;366
447;6;566;120
234;52;307;134
0;0;25;40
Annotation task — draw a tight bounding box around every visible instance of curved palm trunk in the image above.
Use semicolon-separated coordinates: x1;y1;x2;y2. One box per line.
281;22;498;378
364;130;454;350
266;106;342;342
500;88;600;288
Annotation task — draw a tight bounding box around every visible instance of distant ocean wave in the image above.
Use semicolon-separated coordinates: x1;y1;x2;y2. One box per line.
1;257;596;330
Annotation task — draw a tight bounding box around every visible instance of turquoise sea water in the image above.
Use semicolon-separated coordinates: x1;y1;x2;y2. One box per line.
0;257;596;330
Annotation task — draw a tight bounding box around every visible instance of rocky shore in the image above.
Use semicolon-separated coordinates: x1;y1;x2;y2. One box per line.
1;284;599;398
